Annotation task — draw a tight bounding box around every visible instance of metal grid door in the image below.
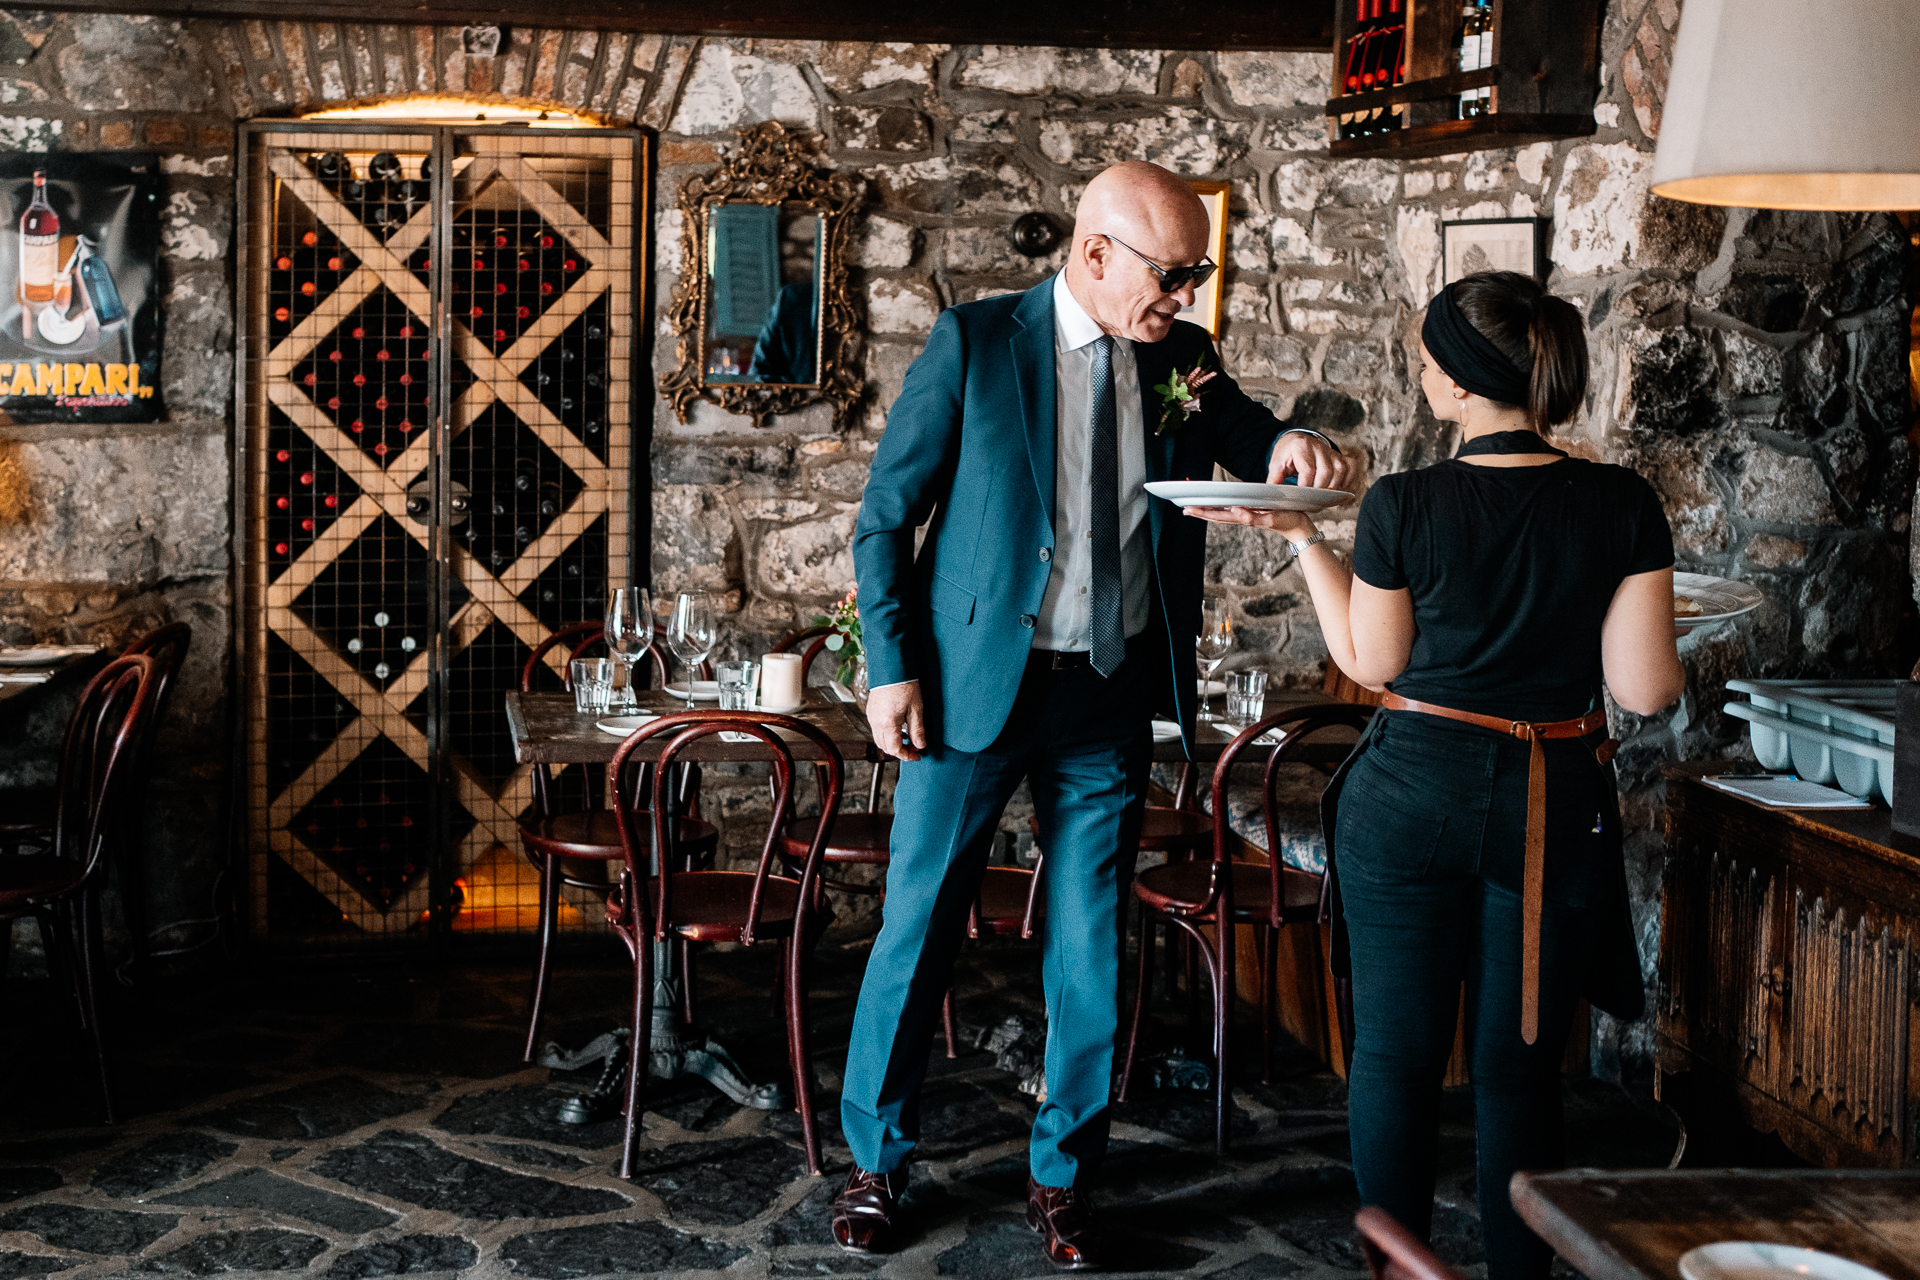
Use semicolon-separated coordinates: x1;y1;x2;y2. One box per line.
238;122;645;946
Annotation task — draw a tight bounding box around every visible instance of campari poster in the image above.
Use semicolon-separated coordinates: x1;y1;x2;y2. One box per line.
0;152;162;423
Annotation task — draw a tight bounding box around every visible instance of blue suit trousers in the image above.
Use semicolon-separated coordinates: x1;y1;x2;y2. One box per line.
839;646;1153;1188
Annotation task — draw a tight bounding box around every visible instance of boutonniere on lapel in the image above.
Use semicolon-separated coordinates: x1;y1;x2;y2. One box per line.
1151;359;1218;436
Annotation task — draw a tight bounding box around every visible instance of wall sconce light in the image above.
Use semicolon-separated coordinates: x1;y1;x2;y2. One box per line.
1009;212;1063;258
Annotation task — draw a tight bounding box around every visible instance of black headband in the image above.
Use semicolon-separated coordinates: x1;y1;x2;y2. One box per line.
1421;284;1531;407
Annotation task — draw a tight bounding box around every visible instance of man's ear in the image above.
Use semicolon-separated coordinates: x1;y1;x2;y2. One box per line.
1079;234;1110;280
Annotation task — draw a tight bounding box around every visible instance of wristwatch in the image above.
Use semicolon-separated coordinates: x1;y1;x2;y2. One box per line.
1287;530;1326;558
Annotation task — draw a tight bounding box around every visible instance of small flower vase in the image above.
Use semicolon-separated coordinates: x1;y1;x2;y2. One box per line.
831;659;870;706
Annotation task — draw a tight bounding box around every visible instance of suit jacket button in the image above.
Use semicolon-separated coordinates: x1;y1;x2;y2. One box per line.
1039;547;1052;562
1019;614;1035;628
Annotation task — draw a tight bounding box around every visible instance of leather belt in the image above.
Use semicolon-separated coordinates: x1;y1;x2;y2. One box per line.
1379;692;1618;1045
1032;648;1093;670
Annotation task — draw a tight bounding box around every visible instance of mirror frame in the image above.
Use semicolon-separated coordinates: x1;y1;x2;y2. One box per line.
659;122;864;429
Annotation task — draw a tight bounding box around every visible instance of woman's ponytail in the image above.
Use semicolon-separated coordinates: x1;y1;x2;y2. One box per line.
1450;271;1590;432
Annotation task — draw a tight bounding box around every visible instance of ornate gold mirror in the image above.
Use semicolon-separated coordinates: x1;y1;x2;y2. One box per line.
659;122;863;428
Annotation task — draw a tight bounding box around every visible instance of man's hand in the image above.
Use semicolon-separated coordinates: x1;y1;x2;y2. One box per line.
1267;432;1351;491
866;680;927;762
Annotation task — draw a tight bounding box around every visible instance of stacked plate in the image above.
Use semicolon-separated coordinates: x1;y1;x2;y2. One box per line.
1673;572;1765;634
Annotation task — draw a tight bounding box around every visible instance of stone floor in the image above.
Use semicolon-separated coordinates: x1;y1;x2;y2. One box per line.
0;935;1680;1279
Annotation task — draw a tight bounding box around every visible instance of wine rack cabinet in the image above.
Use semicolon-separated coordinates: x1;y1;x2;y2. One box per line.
237;121;647;946
1326;0;1602;160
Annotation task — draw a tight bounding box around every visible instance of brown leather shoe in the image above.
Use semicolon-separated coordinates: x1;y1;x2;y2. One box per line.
831;1165;908;1255
1026;1175;1108;1271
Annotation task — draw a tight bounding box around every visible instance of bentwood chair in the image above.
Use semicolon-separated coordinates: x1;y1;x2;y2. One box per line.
1355;1207;1464;1280
765;627;977;1053
516;623;720;1062
0;623;191;977
0;654;158;1122
1028;765;1217;1043
969;847;1046;940
606;710;841;1177
775;625;893;898
1118;704;1371;1153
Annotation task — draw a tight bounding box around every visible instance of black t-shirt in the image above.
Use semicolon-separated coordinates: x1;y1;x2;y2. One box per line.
1350;457;1675;722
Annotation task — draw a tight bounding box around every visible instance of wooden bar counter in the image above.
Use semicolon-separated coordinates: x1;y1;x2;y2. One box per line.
1656;763;1920;1168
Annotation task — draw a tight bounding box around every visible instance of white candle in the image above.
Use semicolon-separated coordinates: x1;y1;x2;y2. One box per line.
760;652;804;711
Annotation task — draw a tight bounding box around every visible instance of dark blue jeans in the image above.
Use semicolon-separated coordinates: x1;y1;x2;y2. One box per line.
1334;711;1612;1280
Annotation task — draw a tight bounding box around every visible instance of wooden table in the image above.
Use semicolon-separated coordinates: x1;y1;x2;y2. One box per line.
504;688;878;765
1171;691;1361;767
506;687;1360;770
1512;1168;1920;1280
0;648;104;709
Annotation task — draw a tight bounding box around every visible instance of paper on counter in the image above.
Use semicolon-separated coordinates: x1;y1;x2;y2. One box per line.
1703;774;1873;808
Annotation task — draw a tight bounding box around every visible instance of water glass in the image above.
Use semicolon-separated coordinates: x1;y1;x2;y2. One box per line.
716;660;760;711
1225;670;1268;726
570;658;614;714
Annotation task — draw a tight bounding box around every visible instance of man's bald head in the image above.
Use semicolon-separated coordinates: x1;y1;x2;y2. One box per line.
1072;162;1212;260
1063;162;1212;344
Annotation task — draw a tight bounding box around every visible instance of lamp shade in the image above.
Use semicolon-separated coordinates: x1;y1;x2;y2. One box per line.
1651;0;1920;210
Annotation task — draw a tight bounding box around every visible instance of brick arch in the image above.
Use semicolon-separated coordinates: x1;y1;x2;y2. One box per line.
208;20;695;128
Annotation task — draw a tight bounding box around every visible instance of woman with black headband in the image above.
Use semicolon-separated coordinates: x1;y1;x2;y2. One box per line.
1189;270;1684;1280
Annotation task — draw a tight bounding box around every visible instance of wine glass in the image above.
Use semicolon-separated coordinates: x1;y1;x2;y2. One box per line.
667;591;718;711
1195;596;1233;724
605;587;652;711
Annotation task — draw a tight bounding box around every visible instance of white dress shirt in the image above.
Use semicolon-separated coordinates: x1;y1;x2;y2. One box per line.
1035;271;1153;650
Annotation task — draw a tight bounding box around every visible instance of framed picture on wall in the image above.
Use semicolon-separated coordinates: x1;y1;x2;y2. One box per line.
1441;217;1549;284
1179;180;1230;337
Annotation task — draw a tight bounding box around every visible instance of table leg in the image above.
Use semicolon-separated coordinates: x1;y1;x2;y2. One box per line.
556;766;789;1121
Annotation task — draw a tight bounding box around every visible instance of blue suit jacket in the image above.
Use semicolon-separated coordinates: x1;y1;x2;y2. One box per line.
854;278;1292;755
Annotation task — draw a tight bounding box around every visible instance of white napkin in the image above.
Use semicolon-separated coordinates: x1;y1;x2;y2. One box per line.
1151;719;1183;741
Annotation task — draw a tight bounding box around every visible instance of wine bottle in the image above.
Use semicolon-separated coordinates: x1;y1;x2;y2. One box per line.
1475;1;1494;114
368;151;403;182
313;151;350;188
1458;3;1481;119
19;170;58;306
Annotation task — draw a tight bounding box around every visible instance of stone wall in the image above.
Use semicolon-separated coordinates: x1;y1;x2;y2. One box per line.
0;7;1908;1074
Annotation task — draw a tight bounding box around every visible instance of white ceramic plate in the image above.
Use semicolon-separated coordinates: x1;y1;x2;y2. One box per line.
662;680;721;701
1144;480;1354;513
1674;572;1766;633
1678;1242;1894;1280
596;714;661;737
0;645;96;666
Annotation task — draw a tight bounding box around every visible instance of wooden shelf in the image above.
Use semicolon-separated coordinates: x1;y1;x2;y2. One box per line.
1328;111;1595;159
1324;65;1500;116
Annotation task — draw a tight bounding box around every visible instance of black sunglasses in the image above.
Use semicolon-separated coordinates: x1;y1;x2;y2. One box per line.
1098;232;1218;293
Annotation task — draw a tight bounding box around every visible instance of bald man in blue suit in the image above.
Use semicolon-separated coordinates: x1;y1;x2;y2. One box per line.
832;162;1350;1270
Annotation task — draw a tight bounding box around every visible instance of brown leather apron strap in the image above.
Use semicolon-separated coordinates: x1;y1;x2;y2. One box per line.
1378;692;1613;1045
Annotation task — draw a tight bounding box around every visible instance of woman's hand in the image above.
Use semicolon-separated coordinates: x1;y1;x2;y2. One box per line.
1185;506;1317;540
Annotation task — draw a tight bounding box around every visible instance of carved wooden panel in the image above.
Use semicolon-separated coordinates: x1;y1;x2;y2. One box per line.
1658;766;1920;1168
1786;889;1911;1153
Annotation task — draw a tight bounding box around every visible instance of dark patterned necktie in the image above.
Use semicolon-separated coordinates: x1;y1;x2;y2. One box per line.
1088;336;1123;677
